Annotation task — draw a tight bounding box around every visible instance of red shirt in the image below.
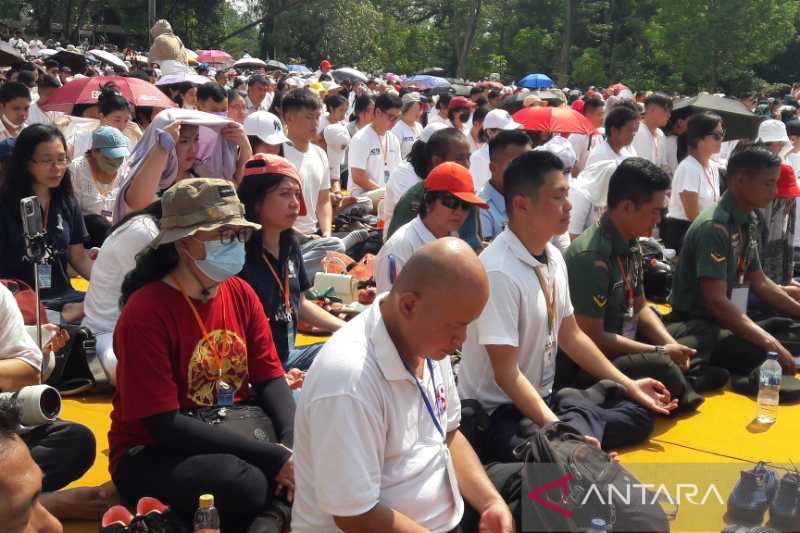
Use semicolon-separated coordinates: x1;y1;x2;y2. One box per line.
108;277;284;473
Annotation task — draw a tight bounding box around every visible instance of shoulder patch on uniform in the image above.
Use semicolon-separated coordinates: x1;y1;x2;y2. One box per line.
592;295;608;308
592;259;609;270
711;222;730;237
710;252;726;263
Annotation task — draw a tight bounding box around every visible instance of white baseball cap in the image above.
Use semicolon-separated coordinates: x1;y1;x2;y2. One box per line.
323;123;351;169
484;109;522;130
535;136;577;173
419;122;449;143
402;92;423;105
757;119;790;145
244;111;290;145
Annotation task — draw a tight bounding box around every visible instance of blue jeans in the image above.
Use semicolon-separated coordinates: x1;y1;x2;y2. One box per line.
284;342;324;372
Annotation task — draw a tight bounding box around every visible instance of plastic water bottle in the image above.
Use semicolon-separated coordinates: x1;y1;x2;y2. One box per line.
216;372;234;407
193;494;220;533
756;351;781;424
586;517;608;532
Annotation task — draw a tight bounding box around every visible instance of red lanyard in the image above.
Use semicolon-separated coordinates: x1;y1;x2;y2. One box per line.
616;256;635;312
533;265;557;338
262;253;291;313
171;274;229;371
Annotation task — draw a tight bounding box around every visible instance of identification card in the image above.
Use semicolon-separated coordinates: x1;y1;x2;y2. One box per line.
101;209;113;220
730;283;750;314
36;263;52;289
541;337;556;387
384;169;391;183
286;315;296;352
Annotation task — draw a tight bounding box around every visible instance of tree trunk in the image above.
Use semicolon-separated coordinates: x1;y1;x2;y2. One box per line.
558;0;576;85
260;14;276;59
71;0;90;44
62;0;73;42
454;0;483;78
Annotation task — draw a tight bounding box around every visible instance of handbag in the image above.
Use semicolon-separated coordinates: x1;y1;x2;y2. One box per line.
183;404;277;443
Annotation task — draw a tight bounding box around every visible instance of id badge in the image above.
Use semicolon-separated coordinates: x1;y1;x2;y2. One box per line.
730;283;749;313
101;209;113;220
622;315;639;339
286;311;296;351
541;337;556;388
384;169;390;183
36;263;52;289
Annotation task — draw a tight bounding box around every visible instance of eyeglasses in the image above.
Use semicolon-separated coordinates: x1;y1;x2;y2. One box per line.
708;130;725;141
31;157;69;168
381;110;401;123
438;194;472;211
194;227;254;245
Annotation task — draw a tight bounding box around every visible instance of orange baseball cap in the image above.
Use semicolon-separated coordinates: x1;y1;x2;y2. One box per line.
242;153;307;215
777;163;800;199
424;162;489;208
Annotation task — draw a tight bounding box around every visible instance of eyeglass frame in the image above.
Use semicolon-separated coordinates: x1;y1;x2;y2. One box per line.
192;227;254;245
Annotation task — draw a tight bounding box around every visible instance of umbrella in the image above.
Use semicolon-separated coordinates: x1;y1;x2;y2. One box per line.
608;83;630;94
287;64;311;74
512;106;598;135
417;67;447;77
478;80;504;91
672;94;760;141
265;59;288;72
155;72;210;86
331;67;367;83
234;56;267;69
39;48;58;58
40;76;176;113
402;75;451;90
197;50;233;66
451;83;473;97
52;50;86;73
518;73;555;89
0;40;25;66
88;49;129;72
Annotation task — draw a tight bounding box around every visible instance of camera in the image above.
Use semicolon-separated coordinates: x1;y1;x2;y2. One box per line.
0;385;61;426
20;196;48;262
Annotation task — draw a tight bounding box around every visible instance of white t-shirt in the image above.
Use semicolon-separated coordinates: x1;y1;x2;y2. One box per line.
662;135;679;176
667;155;720;221
69;156;121;221
347;125;401;198
392;120;422;160
469;144;491;191
383;162;421;231
586;139;637;166
82;215;159;335
284;142;331;235
458;230;574;413
0;284;42;372
317;114;330;134
27;102;60;126
292;295;463;533
467;133;484;154
375;216;436;294
631;122;665;166
568;185;604;237
786;152;800;248
569;133;601;175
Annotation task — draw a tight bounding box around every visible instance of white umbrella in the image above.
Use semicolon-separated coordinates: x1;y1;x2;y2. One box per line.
156;72;210;86
234;56;267;68
39;48;58;57
88;49;129;72
332;67;368;83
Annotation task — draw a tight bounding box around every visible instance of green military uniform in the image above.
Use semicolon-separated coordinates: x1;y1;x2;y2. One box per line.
558;215;703;410
665;191;784;377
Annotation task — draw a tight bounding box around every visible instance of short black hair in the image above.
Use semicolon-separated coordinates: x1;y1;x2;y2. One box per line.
197;82;227;103
0;81;31;103
44;59;59;70
248;74;270;86
375;92;402;112
727;146;782;181
37;74;60;89
0;396;20;443
281;87;321;114
489;129;531;159
644;92;673;111
504;150;564;213
469;87;483;96
582;96;604;115
473;105;490;124
16;70;35;88
604;104;639;133
607;158;671;209
436;93;452;110
686;112;722;148
786;119;800;137
323;93;347;113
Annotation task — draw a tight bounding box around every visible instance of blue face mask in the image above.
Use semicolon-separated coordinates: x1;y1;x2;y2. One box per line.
195;240;246;282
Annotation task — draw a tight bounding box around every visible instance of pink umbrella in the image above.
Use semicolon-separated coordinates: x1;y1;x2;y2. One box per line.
196;50;233;66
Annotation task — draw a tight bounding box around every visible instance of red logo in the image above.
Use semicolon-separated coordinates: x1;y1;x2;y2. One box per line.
527;472;574;518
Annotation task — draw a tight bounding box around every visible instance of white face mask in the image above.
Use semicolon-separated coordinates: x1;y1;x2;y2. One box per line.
2;114;23;129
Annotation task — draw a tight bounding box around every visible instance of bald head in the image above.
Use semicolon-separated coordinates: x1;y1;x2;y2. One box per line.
394;237;488;300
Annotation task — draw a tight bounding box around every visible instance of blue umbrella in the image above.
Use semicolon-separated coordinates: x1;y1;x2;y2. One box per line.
518;73;555;89
401;75;451;90
288;64;311;74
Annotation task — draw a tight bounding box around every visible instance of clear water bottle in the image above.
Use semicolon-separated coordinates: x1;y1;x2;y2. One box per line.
586;517;608;532
193;494;220;533
216;371;234;407
756;351;781;424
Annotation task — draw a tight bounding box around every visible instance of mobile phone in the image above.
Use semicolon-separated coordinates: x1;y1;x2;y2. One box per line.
20;196;44;238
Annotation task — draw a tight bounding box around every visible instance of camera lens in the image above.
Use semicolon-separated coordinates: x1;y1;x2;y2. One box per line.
38;387;60;420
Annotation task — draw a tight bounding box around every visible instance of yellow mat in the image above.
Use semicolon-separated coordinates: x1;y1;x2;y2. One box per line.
57;331;796;533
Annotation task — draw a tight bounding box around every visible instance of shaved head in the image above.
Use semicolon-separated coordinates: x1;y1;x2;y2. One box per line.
383;238;489;361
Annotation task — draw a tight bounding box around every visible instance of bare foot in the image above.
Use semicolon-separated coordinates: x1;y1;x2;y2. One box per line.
40;485;116;521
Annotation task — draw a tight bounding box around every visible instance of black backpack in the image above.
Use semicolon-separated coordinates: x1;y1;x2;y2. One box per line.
517;421;671;532
45;325;110;395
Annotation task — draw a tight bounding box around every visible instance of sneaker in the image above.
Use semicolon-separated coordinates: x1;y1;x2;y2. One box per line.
128;497;189;533
727;462;779;525
768;471;800;530
722;527;781;533
100;505;133;533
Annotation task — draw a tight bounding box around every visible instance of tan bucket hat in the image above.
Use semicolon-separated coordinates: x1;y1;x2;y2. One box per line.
150;177;261;248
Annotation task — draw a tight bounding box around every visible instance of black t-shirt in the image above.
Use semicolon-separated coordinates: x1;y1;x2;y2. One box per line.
0;192;88;299
239;231;311;363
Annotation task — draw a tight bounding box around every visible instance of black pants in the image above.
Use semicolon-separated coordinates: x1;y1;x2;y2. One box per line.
113;445;279;532
19;420;96;492
459;462;522;533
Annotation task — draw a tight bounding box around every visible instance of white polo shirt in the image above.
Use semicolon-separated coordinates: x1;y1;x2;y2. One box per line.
392;119;422;160
586;139;637;166
458;229;573;413
667;155;720;221
383;162;421;232
631;122;665;166
284;142;331;235
469;144;491;191
347;124;401;198
568;133;601;175
374;216;437;294
292;295;463;533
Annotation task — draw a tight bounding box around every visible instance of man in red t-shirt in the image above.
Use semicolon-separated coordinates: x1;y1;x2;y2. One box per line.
109;178;295;531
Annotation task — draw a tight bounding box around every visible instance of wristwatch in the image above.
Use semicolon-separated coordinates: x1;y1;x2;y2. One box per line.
654;345;666;355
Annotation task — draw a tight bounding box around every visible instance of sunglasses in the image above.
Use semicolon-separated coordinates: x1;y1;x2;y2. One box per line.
438;194;472;211
708;130;725;141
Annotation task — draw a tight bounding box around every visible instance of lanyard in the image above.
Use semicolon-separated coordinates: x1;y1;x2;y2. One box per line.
380;133;388;166
404;358;445;440
261;252;291;314
736;225;752;284
171;274;229;371
703;165;718;202
533;265;557;338
616;256;635;312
